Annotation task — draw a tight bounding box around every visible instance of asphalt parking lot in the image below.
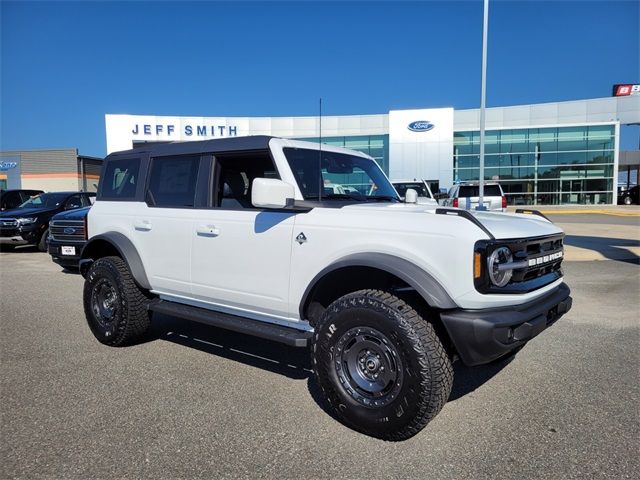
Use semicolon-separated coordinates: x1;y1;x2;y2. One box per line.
1;213;639;479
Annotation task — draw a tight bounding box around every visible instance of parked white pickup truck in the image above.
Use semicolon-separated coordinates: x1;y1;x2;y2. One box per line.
80;136;571;440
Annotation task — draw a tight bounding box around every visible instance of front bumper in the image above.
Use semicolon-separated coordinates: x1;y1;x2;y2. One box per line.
440;282;572;366
0;224;42;244
48;239;85;268
0;235;28;246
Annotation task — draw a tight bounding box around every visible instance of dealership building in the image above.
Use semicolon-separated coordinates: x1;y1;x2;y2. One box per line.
106;95;639;206
0;149;102;192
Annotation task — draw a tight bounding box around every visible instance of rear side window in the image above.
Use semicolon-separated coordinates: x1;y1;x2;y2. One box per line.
459;185;502;197
101;158;140;199
147;155;200;208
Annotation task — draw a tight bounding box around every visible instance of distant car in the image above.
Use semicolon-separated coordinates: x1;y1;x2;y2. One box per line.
0;189;43;211
47;206;90;269
618;186;639;205
0;191;95;251
392;180;438;205
442;182;507;212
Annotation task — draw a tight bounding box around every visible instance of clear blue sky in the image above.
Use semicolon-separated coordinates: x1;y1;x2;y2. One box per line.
1;0;638;156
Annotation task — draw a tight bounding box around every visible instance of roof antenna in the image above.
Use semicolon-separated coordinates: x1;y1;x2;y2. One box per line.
318;97;323;202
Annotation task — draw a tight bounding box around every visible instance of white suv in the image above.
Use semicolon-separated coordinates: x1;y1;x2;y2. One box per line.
442;182;507;211
80;136;571;440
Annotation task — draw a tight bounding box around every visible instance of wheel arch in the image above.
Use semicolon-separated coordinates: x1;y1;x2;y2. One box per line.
299;253;457;322
80;232;151;290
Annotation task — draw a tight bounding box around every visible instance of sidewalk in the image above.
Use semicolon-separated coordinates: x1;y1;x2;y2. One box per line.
506;205;640;216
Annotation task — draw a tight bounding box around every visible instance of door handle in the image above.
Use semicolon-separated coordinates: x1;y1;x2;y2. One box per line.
196;225;220;237
134;220;152;231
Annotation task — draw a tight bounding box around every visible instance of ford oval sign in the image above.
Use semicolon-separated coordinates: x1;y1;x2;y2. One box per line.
408;121;434;132
64;227;76;235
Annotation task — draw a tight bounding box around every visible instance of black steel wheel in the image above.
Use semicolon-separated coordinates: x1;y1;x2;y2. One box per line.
83;256;151;346
312;289;453;441
334;326;403;408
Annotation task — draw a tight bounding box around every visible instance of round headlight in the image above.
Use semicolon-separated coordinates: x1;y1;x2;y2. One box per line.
487;246;513;287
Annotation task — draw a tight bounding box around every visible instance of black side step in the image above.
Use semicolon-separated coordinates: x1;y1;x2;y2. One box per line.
149;300;313;348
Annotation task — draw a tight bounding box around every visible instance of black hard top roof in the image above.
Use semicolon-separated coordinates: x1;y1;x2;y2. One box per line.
106;135;276;160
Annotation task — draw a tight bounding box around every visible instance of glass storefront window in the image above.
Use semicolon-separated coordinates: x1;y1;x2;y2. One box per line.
453;124;616;205
500;129;529;153
296;134;390;176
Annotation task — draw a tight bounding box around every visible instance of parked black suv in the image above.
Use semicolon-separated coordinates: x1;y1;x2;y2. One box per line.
47;206;90;269
0;189;43;211
618;186;639;205
0;191;95;251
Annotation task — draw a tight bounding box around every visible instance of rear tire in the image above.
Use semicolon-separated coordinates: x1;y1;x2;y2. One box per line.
312;289;453;441
83;256;151;346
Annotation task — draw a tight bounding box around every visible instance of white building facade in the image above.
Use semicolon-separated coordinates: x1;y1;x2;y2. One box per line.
106;96;640;205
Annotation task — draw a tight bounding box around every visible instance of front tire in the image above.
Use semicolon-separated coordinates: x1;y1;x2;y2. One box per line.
37;229;49;252
312;289;453;441
83;256;151;346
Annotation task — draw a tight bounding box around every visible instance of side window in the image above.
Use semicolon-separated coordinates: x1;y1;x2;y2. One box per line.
65;194;83;210
215;152;279;210
147;155;200;208
101;158;140;200
82;194;95;206
5;192;20;209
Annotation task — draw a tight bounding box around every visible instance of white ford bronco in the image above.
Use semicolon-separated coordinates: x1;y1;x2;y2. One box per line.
81;136;571;440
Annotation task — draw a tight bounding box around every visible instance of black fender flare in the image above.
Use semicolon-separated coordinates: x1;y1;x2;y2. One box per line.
80;232;151;290
299;252;458;318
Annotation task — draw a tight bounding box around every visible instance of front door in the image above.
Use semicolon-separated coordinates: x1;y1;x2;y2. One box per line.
190;151;296;321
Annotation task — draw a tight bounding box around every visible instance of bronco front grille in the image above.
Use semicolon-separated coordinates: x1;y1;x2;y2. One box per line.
475;234;565;294
50;219;86;242
512;236;564;283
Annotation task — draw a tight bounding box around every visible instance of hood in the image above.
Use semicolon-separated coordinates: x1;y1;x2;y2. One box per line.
51;206;91;221
341;202;562;240
466;210;562;239
0;207;58;219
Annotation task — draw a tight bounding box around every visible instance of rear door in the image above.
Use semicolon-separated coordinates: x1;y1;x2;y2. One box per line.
131;153;205;297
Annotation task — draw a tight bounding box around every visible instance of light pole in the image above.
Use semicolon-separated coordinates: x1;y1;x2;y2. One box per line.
477;0;489;210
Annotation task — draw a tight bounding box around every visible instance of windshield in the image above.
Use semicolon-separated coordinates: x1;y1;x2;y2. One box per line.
17;193;67;209
393;182;431;198
283;148;398;201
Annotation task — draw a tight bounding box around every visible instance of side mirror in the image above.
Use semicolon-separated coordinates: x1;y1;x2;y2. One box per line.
251;178;296;209
405;188;418;204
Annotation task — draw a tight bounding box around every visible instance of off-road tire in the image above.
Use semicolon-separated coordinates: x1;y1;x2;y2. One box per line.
37;229;49;252
83;256;151;346
312;289;453;441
